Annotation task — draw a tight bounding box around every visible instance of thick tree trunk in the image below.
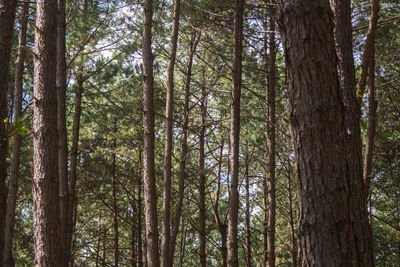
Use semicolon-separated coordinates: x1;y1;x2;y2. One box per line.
142;0;160;265
56;0;70;263
33;0;63;265
199;83;207;267
0;1;18;262
169;33;197;261
227;0;244;266
161;0;180;266
266;7;276;267
67;75;83;267
3;1;29;265
279;0;372;265
112;121;119;267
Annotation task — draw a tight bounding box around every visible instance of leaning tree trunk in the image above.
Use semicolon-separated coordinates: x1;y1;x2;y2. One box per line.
33;0;63;265
266;5;276;266
142;0;160;265
56;0;70;263
227;0;244;266
0;1;18;261
278;0;372;265
3;1;29;265
161;0;180;265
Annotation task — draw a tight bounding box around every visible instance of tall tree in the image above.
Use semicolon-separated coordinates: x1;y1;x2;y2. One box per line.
161;0;181;266
142;0;160;266
56;0;70;263
227;0;244;266
32;0;63;265
279;0;372;265
265;4;277;266
3;1;29;265
0;1;18;262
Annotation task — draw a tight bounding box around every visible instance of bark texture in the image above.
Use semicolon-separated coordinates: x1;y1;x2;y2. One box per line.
227;0;244;266
0;1;18;262
33;0;63;265
278;0;371;265
56;0;70;263
161;0;180;265
3;1;29;265
142;0;160;265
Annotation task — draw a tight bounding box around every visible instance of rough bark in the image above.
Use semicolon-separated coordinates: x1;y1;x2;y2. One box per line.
330;0;375;264
169;33;197;261
199;83;207;267
0;1;18;261
56;0;70;263
3;1;29;265
227;0;244;266
161;0;180;265
142;0;160;265
278;0;371;265
67;75;83;266
266;6;276;267
33;0;63;265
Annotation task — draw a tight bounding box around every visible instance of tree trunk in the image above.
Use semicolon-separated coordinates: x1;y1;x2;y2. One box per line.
278;0;371;265
142;0;160;265
138;149;144;267
161;0;180;265
3;1;29;265
266;6;276;267
0;1;18;262
169;32;198;261
227;0;244;266
67;75;83;267
33;0;62;265
244;153;251;267
286;157;297;267
199;82;207;267
56;0;70;263
112;121;119;267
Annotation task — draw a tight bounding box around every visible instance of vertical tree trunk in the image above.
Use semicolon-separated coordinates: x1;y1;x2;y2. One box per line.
279;0;372;265
286;157;297;267
33;0;62;265
56;0;70;263
199;83;207;267
67;75;83;267
169;32;198;261
112;121;119;267
266;5;276;267
227;0;244;266
142;0;160;265
244;153;251;267
0;1;18;262
138;149;144;267
131;196;137;267
161;0;180;266
3;1;29;265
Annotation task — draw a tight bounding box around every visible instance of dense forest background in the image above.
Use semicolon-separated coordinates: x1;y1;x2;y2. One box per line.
0;0;399;266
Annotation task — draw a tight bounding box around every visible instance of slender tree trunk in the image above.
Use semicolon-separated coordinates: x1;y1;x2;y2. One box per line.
67;75;83;267
169;32;198;261
244;154;251;267
112;121;119;267
161;1;180;266
227;0;244;266
0;1;18;261
56;0;70;263
131;197;137;267
263;170;268;267
138;149;144;267
3;2;29;265
178;219;188;267
286;157;297;267
33;0;62;265
199;83;207;267
279;0;372;265
142;0;160;265
266;6;276;267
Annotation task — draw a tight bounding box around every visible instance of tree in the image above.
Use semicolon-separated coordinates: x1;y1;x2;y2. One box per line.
227;0;244;266
279;0;372;265
142;0;160;265
32;0;63;265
